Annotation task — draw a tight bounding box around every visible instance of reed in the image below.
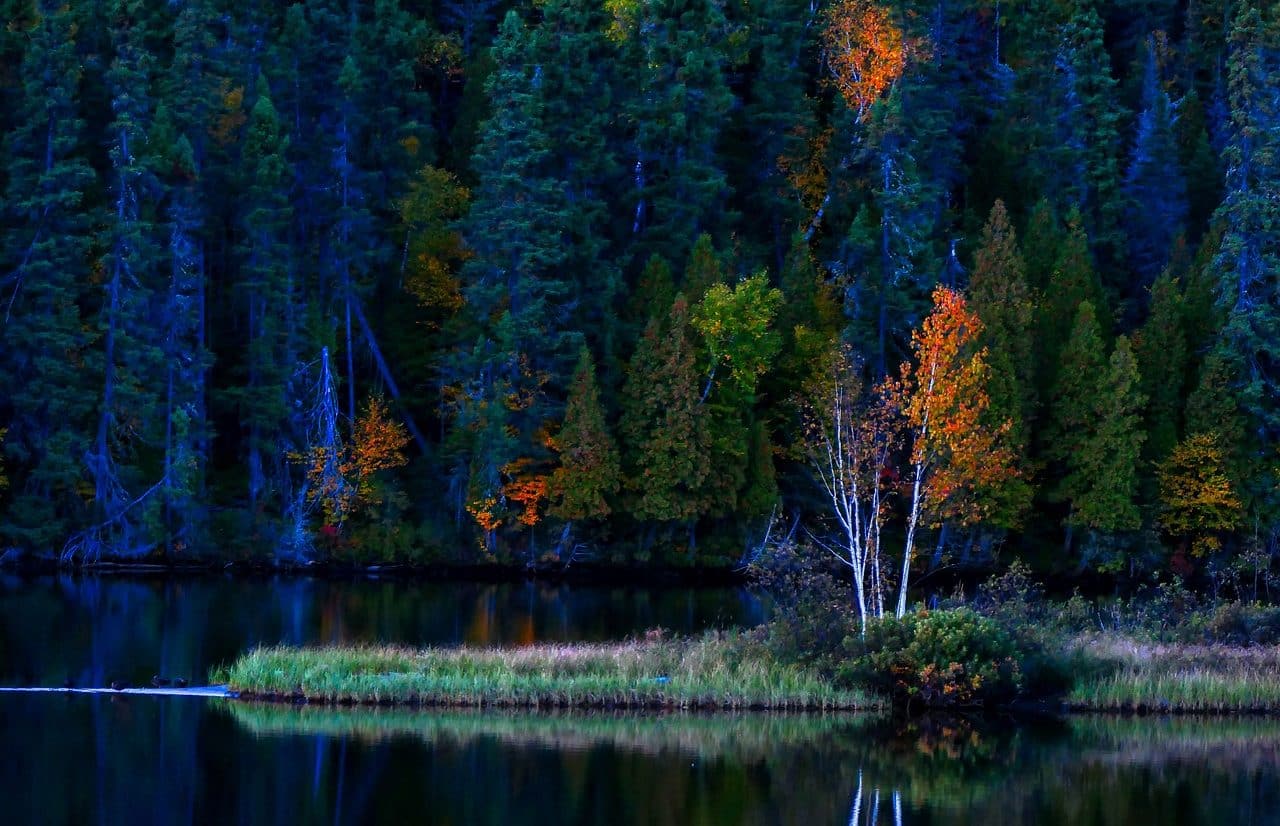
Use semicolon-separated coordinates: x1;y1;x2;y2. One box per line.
218;632;875;711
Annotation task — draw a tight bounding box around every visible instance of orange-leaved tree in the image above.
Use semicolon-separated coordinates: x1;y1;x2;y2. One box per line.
821;0;909;123
888;287;1018;617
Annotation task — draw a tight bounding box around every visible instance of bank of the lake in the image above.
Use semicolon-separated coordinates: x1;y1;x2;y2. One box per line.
217;635;874;711
219;631;1280;716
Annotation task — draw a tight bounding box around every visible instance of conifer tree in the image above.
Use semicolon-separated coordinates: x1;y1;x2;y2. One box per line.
1070;336;1146;540
617;0;733;266
1214;2;1280;469
548;349;621;524
969;200;1036;527
230;84;296;516
1045;300;1107;503
1124;40;1188;289
1036;211;1107;400
452;12;574;535
0;0;98;548
1134;272;1188;479
620;297;711;526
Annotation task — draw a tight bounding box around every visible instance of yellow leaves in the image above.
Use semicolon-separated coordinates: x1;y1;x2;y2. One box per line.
777;123;832;219
604;0;641;43
821;0;913;120
1158;432;1242;555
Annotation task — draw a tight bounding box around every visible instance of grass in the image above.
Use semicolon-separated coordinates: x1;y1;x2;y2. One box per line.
1065;635;1280;713
217;631;875;711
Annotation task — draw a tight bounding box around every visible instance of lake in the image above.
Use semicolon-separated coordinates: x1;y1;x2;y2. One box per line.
1;574;1279;825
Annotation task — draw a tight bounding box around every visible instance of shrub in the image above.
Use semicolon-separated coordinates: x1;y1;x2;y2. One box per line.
1204;602;1280;646
841;608;1025;709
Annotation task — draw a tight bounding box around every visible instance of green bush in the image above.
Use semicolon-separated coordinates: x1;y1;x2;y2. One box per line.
841;608;1026;709
1204;602;1280;646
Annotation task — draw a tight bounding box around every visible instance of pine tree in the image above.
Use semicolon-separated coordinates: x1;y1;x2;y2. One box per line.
1045;300;1107;502
82;0;168;556
1070;336;1146;537
548;349;621;524
1134;271;1188;481
683;233;725;302
0;0;98;548
1054;0;1124;270
230;83;296;517
1036;210;1107;401
1214;2;1280;470
620;297;711;525
452;12;574;538
1124;39;1188;289
617;0;733;266
969;200;1036;528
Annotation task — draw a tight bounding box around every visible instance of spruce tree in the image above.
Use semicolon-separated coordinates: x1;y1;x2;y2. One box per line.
0;0;98;548
1124;41;1188;290
1045;300;1107;503
1134;272;1188;479
1070;336;1146;537
969;200;1036;527
548;349;621;524
620;297;711;526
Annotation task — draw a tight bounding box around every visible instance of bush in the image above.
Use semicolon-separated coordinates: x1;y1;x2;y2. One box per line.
1204;602;1280;646
752;542;859;673
841;608;1026;709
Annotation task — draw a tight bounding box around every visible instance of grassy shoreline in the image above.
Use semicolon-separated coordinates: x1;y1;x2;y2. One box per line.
217;634;874;711
218;631;1280;716
1064;636;1280;714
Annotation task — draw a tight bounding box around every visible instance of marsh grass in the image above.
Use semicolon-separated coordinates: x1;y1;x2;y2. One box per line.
219;631;874;711
1066;635;1280;713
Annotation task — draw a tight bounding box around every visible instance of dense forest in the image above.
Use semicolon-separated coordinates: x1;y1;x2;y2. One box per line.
0;0;1275;581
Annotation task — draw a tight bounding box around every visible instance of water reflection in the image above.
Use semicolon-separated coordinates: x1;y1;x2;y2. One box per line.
0;573;765;687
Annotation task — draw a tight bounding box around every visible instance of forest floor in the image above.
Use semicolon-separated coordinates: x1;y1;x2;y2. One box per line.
214;634;873;711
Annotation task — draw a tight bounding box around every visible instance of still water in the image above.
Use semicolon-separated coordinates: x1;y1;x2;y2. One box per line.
1;575;1279;825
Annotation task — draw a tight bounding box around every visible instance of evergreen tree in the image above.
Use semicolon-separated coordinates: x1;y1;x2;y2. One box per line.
1054;0;1125;270
227;84;296;518
1036;210;1107;401
620;297;711;526
969;200;1036;527
548;349;621;524
1214;2;1280;476
1070;336;1146;539
1124;40;1188;290
1133;271;1188;483
1045;300;1107;503
83;0;168;556
617;0;733;267
452;12;573;535
0;0;98;548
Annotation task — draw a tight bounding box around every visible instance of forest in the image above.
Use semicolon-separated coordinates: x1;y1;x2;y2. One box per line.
0;0;1276;586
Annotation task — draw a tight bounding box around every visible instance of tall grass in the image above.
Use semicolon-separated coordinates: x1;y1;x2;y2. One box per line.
1066;635;1280;713
218;631;875;711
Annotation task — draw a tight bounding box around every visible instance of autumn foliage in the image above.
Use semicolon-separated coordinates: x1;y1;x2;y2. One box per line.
821;0;910;120
891;287;1017;528
1159;432;1243;556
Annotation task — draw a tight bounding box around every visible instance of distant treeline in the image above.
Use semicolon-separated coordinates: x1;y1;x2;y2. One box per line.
0;0;1275;579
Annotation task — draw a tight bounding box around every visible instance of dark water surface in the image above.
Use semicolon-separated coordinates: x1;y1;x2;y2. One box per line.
2;576;1280;825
